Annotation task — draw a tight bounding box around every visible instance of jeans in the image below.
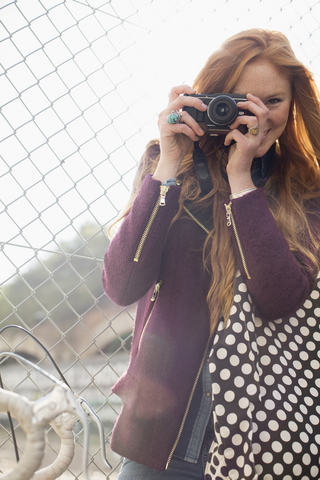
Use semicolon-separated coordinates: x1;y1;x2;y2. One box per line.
117;433;214;480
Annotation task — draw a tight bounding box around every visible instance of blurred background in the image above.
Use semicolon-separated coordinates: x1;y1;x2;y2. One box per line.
1;0;320;478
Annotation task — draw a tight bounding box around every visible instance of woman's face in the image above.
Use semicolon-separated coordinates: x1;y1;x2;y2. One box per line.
232;58;292;158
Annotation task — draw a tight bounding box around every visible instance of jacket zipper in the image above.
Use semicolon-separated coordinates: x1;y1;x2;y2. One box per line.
224;202;251;279
165;335;212;470
133;185;170;262
138;280;163;350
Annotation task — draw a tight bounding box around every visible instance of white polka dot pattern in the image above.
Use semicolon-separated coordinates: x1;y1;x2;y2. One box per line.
205;271;320;480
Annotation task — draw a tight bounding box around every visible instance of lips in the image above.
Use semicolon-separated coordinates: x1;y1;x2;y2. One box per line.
262;129;271;141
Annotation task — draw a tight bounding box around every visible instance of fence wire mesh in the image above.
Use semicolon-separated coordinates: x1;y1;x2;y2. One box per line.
0;0;320;478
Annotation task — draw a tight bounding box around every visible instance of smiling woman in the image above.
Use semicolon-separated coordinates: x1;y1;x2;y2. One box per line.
102;28;320;480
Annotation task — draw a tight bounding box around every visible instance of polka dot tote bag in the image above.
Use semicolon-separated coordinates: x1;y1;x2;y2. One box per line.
205;270;320;480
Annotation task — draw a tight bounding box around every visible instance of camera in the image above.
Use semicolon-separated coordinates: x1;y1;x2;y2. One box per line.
183;93;253;136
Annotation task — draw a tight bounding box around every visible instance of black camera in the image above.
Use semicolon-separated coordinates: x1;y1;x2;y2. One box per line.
183;93;253;136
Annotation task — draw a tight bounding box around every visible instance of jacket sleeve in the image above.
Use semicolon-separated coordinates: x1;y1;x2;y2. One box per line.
102;174;181;306
227;188;320;320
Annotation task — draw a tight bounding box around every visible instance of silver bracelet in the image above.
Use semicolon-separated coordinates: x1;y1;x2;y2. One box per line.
229;187;257;200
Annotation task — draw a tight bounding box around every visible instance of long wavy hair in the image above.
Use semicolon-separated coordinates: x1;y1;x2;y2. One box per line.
113;29;320;333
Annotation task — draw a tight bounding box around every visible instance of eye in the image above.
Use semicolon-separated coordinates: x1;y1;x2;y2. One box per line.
266;98;281;105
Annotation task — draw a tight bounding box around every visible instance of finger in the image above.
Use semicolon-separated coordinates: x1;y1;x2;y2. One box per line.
166;95;208;116
175;110;205;136
224;128;244;147
162;121;200;142
179;110;205;136
236;94;269;118
158;112;202;141
159;101;207;136
247;93;268;108
230;115;259;132
225;120;262;146
240;93;268;110
168;85;196;105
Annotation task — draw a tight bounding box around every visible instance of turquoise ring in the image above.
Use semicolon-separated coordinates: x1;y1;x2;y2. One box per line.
167;110;182;124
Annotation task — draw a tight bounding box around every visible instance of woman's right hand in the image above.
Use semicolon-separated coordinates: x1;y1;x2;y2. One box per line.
152;85;207;183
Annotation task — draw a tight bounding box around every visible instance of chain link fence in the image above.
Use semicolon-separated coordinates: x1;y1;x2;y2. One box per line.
0;0;320;478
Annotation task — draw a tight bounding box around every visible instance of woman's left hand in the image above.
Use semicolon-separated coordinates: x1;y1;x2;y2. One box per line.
224;93;270;193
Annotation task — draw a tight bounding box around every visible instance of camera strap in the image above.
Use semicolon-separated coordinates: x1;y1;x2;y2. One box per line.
193;142;230;193
193;141;213;195
193;142;276;194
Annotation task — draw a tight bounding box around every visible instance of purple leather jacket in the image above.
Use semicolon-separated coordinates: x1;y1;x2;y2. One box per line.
102;173;319;471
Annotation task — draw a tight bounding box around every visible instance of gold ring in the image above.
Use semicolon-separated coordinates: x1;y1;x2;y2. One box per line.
248;126;259;136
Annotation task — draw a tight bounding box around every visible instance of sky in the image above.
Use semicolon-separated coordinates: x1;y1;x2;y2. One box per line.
1;0;320;285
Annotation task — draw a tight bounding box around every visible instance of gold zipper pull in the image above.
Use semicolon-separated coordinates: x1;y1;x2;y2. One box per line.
151;280;163;301
159;185;170;206
224;202;232;226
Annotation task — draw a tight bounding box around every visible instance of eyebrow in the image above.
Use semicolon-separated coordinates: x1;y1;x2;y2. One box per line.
267;92;288;97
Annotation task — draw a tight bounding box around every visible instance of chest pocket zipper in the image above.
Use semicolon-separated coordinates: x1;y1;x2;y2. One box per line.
138;280;163;350
134;186;170;262
224;201;251;279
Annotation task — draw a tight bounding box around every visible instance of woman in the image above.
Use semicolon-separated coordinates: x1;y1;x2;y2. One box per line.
103;29;320;479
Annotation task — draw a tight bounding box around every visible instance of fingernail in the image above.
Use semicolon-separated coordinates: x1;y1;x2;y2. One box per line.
198;127;204;134
202;103;207;109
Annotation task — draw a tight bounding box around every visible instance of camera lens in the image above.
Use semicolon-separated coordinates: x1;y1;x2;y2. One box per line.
207;95;238;125
215;103;230;117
